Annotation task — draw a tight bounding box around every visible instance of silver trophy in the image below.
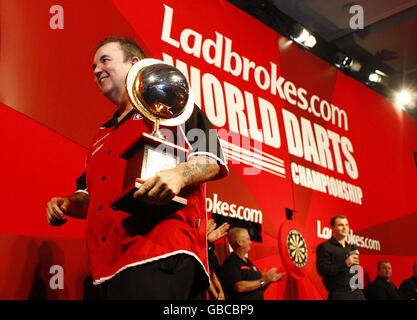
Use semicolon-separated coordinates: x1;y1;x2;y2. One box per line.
111;59;195;213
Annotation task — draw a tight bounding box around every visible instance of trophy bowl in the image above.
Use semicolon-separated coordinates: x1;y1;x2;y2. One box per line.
135;63;188;119
126;59;195;138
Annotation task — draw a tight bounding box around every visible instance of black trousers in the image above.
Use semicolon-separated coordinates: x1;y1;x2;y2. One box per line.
100;254;207;300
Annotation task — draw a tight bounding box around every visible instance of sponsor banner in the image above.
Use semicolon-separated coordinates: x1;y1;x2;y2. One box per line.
316;220;381;251
206;193;263;224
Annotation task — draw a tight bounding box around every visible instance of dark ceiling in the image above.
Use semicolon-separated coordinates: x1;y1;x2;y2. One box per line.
227;0;417;119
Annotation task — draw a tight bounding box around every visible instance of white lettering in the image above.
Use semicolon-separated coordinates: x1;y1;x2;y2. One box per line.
161;5;180;48
49;265;64;290
259;97;280;148
202;32;223;68
202;73;226;127
223;37;242;76
224;82;248;137
341;136;359;179
349;5;364;30
282;109;303;157
301;117;320;165
207;193;263;224
245;92;263;143
254;65;270;90
180;29;202;58
160;5;351;132
49;5;64;30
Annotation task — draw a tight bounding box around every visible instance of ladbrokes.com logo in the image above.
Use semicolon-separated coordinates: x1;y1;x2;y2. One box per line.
317;220;381;251
206;193;262;224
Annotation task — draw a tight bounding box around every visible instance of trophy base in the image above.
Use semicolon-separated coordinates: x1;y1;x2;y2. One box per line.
110;180;187;215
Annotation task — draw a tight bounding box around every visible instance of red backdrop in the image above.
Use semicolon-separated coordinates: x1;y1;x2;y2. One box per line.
0;0;416;299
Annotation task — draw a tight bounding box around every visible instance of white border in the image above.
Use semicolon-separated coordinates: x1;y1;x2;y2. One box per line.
75;189;89;195
93;250;209;286
179;125;193;151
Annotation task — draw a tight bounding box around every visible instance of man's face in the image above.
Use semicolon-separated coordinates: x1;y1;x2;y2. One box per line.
332;218;349;239
238;230;252;254
378;262;392;280
92;42;134;101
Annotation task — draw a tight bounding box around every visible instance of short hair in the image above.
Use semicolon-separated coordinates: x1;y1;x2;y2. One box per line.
377;260;391;269
95;35;146;61
228;227;248;249
330;215;347;227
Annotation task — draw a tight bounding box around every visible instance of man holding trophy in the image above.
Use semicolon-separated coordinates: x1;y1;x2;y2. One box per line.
46;36;228;299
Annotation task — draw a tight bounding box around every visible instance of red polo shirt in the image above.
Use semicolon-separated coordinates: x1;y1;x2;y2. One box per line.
79;108;227;286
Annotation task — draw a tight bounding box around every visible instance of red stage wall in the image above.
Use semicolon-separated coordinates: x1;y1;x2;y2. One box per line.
0;0;416;299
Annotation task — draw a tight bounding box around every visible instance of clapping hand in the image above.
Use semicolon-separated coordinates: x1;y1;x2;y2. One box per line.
262;268;286;284
207;219;230;243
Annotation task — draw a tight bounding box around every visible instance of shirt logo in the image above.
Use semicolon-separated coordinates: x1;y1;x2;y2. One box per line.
133;114;143;120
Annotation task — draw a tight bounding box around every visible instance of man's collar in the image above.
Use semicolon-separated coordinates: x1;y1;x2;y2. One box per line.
376;276;390;282
330;236;346;247
329;236;339;244
101;109;137;128
231;251;248;263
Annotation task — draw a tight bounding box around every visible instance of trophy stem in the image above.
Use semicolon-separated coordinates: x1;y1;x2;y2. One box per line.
151;118;166;140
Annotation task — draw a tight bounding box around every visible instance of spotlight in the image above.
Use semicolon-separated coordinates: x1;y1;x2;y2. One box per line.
375;70;387;77
342;56;352;66
368;70;390;84
368;72;381;83
334;52;362;72
291;24;317;48
394;89;416;111
395;90;411;106
304;35;317;48
294;28;309;43
350;60;362;72
334;52;352;69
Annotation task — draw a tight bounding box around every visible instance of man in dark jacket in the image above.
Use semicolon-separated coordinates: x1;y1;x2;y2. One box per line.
366;260;402;300
316;215;365;300
399;262;417;300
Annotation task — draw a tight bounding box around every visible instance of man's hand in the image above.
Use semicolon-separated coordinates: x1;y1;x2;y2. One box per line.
217;291;225;300
46;197;69;226
346;254;359;267
207;220;230;243
262;268;286;284
234;268;286;293
207;219;216;235
46;192;89;225
274;272;286;282
133;168;184;205
133;155;221;206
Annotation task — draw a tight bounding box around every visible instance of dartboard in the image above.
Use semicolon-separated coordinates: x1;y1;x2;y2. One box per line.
287;230;308;268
